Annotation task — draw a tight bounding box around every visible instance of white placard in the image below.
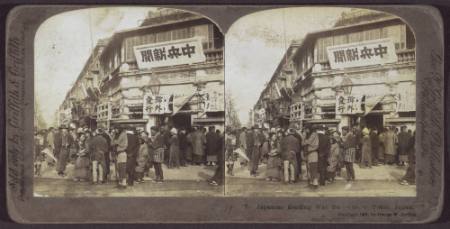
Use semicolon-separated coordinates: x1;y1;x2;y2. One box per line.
134;37;206;70
327;38;398;69
336;95;364;115
143;94;172;115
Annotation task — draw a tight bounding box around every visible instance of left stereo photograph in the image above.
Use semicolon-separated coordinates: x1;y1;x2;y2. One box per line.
33;7;225;197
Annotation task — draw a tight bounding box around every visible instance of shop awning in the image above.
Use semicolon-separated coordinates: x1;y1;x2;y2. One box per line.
171;94;195;116
364;95;385;116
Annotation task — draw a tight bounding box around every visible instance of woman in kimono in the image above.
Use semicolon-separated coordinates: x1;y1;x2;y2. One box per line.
73;133;90;182
265;133;282;182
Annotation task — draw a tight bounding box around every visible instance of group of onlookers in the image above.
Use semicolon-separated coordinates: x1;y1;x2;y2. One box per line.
225;124;416;189
34;124;225;188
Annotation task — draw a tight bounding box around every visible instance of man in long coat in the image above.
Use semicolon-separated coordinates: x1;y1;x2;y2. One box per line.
250;125;265;176
384;126;398;165
191;127;206;165
281;128;300;183
90;130;109;184
397;126;411;165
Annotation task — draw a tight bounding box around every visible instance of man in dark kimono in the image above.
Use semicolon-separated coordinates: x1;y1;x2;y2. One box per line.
208;130;224;186
250;125;265;177
317;126;331;186
53;127;62;160
281;128;300;183
245;128;254;169
206;126;219;166
397;126;411;166
126;128;140;186
99;129;111;182
90;129;109;184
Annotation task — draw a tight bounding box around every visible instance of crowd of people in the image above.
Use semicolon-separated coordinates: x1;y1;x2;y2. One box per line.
225;124;416;189
34;124;225;189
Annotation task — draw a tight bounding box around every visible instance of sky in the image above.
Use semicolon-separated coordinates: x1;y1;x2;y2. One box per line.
225;7;350;126
35;7;156;127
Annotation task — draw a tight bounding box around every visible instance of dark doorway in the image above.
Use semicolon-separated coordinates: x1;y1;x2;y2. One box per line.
172;114;191;130
362;114;383;132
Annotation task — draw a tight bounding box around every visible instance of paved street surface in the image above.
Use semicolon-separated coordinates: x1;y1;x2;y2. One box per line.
34;162;222;197
225;163;416;197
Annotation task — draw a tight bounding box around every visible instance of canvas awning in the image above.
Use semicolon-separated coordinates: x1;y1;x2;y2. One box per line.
363;94;396;115
171;94;196;116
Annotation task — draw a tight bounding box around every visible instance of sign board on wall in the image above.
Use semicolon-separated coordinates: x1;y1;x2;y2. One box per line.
327;38;398;69
396;92;416;112
336;95;364;115
134;37;206;70
143;94;172;115
290;102;302;121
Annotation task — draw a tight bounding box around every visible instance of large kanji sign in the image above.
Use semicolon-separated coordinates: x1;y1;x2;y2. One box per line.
143;94;172;115
327;38;398;69
134;37;206;70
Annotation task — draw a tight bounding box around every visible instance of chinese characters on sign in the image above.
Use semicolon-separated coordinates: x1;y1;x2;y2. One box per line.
199;91;224;112
96;103;110;121
396;92;416;112
290;102;303;121
198;91;211;112
143;94;172;115
327;38;398;69
134;37;206;70
336;95;364;115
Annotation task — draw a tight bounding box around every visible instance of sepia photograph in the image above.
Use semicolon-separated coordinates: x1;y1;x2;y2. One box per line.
33;7;225;197
5;4;443;223
225;7;417;197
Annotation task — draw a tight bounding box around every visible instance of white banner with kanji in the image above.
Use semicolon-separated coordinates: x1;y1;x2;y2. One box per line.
143;94;172;115
327;38;398;69
134;37;206;70
336;95;364;115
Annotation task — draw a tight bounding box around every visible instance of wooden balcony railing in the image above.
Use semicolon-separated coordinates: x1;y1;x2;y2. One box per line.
396;49;415;63
204;49;223;63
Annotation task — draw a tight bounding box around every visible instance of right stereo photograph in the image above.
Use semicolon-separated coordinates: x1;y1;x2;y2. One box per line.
224;7;416;197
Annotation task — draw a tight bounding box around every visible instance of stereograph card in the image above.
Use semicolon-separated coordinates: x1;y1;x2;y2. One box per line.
5;4;444;223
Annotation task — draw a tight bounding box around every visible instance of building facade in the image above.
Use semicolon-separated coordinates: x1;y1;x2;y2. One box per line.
57;9;224;133
254;10;416;132
57;38;108;129
96;9;224;132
